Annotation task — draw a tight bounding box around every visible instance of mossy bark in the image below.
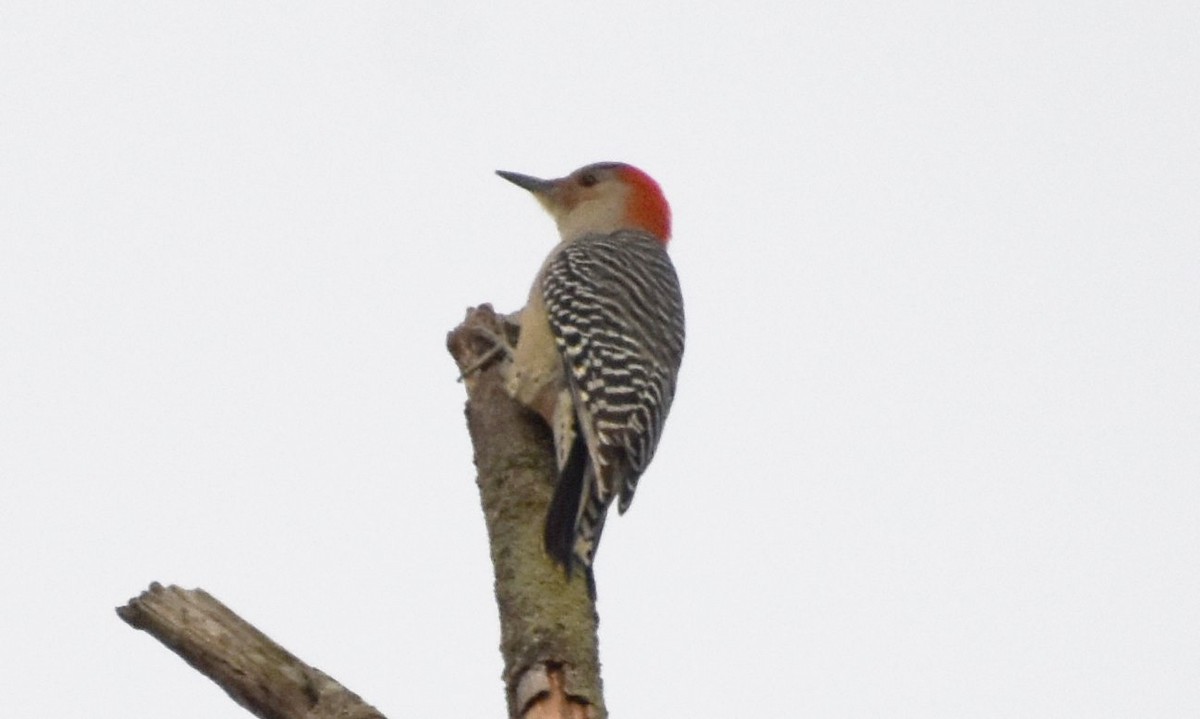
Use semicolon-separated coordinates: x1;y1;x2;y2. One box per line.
448;304;604;719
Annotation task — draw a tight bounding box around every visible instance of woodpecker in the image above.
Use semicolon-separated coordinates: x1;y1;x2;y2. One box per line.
494;162;685;580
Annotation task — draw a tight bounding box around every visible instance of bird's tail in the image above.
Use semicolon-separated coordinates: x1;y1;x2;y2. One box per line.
544;432;606;597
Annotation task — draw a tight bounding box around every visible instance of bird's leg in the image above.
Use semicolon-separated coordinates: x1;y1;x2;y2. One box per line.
456;332;509;380
457;309;522;381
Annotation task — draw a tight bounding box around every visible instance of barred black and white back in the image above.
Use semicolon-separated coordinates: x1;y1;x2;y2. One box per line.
540;230;685;573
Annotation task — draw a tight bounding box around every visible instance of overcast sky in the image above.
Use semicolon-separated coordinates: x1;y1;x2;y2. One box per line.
2;2;1197;717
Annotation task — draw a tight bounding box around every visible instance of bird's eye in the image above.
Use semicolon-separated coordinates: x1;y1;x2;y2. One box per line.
578;173;599;188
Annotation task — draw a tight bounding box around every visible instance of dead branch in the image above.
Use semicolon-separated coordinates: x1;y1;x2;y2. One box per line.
117;583;385;719
116;302;604;719
447;304;604;719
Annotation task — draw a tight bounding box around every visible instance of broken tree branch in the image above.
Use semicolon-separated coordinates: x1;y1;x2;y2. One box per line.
116;302;605;719
117;583;385;719
448;304;604;719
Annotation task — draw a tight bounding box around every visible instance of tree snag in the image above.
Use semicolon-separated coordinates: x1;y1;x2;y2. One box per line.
448;304;604;719
117;583;385;719
116;303;606;719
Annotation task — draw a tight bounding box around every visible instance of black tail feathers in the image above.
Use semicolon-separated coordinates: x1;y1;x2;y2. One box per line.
544;431;607;599
544;432;588;570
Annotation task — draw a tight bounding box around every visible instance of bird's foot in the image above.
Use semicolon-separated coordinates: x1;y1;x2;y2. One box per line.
454;306;520;382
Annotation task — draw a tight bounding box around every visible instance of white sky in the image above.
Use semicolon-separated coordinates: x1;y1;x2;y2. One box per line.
2;2;1197;717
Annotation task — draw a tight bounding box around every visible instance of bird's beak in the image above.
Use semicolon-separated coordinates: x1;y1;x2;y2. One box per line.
496;170;556;196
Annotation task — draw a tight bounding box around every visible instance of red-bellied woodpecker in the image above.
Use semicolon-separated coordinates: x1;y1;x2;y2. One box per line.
493;162;685;581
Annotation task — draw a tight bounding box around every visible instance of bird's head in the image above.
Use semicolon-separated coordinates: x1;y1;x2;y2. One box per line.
496;162;671;245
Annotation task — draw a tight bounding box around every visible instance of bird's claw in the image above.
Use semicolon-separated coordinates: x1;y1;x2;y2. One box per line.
457;324;516;382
